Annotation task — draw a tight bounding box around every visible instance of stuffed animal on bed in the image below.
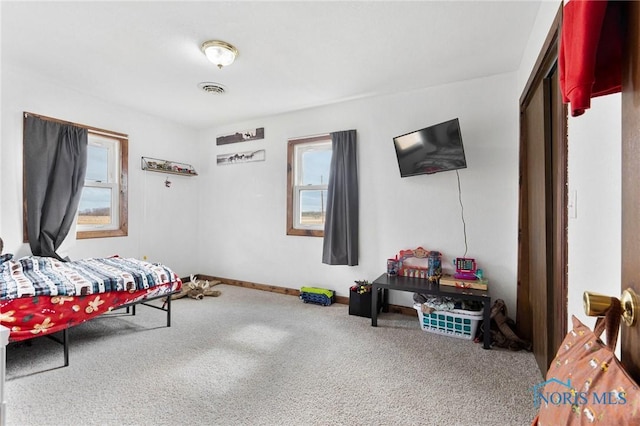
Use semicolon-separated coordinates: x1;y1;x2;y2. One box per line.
171;274;221;300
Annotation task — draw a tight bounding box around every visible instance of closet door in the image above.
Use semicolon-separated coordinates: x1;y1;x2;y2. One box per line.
517;6;567;375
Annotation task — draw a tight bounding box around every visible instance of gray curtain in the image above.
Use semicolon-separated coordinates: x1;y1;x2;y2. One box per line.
24;115;88;259
322;130;359;266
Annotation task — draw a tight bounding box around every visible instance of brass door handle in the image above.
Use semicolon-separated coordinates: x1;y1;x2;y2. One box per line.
583;289;638;326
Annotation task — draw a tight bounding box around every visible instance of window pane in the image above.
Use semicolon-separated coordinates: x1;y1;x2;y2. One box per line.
299;189;327;226
86;144;109;182
301;150;332;185
78;187;112;225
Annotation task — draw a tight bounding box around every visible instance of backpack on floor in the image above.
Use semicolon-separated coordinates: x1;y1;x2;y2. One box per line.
475;299;532;351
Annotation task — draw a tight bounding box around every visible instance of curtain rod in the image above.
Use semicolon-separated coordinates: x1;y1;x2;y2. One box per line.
287;132;331;143
288;129;356;143
23;111;128;139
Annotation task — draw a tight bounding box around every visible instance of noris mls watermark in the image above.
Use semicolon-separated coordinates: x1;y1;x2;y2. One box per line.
531;377;628;410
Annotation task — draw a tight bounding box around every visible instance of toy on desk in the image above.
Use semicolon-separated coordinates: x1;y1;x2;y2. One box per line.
299;286;335;306
427;251;442;282
396;247;443;280
386;257;398;276
453;257;478;280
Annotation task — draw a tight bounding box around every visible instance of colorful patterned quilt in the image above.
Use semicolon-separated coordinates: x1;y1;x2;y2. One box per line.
1;255;176;300
0;254;182;342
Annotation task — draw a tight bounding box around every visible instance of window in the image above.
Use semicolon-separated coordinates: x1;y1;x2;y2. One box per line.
77;131;128;239
22;113;129;243
287;135;332;237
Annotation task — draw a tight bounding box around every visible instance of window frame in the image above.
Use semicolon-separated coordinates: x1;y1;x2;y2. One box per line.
286;134;332;237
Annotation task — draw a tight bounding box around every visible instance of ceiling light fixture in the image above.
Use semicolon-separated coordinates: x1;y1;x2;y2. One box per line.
201;40;238;69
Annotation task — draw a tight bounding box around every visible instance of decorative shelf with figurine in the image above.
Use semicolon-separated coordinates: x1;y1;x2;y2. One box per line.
141;156;198;176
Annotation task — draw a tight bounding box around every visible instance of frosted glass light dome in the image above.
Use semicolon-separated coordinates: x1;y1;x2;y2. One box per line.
201;40;238;69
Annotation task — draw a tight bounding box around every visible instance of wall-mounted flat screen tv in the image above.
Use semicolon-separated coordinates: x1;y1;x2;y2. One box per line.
393;118;467;177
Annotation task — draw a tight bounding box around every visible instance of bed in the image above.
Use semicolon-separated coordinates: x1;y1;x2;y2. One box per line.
0;246;182;367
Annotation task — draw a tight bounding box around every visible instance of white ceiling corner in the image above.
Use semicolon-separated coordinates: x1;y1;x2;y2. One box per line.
1;1;542;130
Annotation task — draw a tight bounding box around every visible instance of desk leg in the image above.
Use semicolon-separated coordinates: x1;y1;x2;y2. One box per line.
382;288;389;313
483;298;491;350
371;285;378;327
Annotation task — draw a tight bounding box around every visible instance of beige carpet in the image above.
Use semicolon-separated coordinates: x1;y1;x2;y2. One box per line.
5;284;543;425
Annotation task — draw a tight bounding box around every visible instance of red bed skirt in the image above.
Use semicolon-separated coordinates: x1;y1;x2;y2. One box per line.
0;280;181;342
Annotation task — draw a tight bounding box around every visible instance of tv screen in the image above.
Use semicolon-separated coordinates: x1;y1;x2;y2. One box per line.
393;118;467;177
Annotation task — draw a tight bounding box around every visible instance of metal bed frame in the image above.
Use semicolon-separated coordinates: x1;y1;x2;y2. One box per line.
23;290;177;368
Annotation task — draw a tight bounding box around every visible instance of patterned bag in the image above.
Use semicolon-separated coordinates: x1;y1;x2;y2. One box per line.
532;298;640;425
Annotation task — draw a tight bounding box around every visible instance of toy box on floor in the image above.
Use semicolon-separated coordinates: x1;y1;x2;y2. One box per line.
299;287;335;306
348;280;382;318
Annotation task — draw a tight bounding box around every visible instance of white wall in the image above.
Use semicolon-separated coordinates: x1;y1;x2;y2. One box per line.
517;0;561;94
198;72;521;314
567;95;621;325
1;64;201;277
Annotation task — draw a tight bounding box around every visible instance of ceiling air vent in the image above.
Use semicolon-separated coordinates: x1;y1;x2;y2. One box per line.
198;82;226;94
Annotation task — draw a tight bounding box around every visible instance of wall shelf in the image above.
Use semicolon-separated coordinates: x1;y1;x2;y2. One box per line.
141;156;197;176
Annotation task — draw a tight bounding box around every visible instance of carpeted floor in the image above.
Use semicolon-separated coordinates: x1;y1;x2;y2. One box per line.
5;284;543;425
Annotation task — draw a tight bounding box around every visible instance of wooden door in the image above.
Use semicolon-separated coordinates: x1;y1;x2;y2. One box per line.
621;0;640;383
523;81;554;373
517;6;567;375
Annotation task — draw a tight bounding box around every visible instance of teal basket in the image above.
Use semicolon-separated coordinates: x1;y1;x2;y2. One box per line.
413;304;482;340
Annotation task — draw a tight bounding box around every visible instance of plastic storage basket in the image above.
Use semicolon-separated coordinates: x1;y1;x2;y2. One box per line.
413;304;482;340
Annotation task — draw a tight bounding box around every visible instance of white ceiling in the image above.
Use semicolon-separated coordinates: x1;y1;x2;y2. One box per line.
1;1;542;130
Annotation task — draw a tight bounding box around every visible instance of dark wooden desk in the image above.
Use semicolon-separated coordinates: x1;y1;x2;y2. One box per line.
371;273;492;349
